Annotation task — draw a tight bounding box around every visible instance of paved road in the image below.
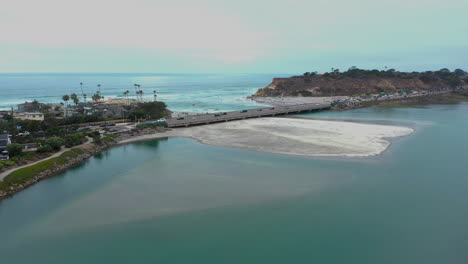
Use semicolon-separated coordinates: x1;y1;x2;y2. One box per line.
166;103;331;127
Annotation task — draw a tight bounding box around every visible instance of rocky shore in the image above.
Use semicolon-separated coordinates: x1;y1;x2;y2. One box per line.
0;126;171;200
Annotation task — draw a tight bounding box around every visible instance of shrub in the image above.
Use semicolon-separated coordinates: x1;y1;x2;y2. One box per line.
92;136;102;145
3;160;15;166
37;144;53;153
45;137;64;151
6;143;23;157
64;133;84;148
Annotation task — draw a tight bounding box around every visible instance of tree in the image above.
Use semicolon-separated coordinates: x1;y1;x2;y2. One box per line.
83;93;87;103
97;84;101;92
31;100;40;111
92;93;101;103
454;69;466;77
6;143;23;157
71;93;80;105
138;90;144;101
45;137;64;151
123;90;130;104
128;109;145;120
64;133;84;148
133;84;138;100
41;104;51;113
37;144;53;153
80;82;85;102
62;94;70;116
135;101;167;119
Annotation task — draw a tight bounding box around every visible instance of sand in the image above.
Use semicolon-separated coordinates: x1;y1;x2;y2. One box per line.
119;117;413;157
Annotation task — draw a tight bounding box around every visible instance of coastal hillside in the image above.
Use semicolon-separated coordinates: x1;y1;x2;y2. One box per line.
254;68;468;97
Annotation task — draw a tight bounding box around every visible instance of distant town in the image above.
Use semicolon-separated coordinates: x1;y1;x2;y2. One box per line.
0;85;168;163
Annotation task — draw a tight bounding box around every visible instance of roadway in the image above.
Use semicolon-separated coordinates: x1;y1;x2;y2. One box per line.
166;103;331;127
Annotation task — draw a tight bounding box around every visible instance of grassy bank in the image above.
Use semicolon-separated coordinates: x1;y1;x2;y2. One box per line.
0;148;84;192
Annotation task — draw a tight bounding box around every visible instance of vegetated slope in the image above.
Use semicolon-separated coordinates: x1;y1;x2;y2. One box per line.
254;68;468;97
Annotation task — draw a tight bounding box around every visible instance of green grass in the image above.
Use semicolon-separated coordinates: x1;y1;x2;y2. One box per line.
102;134;117;144
0;148;84;192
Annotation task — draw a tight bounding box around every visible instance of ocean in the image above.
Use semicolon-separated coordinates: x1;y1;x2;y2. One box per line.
0;74;468;263
0;73;289;112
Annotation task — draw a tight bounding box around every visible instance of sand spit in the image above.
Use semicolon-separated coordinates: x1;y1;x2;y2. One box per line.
120;118;414;157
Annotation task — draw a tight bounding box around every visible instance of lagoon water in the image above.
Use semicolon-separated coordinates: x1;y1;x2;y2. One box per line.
1;74;468;263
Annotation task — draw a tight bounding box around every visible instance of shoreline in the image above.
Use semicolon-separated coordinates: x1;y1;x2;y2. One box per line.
249;88;468;110
0;114;416;201
0;127;171;200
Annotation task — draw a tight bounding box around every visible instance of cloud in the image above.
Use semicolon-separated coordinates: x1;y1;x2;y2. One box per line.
0;0;269;52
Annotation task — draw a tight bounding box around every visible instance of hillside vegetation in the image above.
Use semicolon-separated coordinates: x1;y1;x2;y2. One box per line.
254;68;468;97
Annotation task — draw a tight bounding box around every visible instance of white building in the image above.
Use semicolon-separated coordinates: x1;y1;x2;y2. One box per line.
13;112;45;121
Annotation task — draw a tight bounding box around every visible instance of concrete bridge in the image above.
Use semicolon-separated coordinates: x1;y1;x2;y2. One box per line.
166;103;331;128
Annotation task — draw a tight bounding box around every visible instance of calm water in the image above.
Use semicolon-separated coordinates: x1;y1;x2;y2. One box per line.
0;73;289;112
1;103;467;263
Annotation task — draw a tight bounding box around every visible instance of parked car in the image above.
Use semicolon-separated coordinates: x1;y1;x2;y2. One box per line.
214;114;221;117
177;117;185;120
241;110;248;113
157;118;166;123
107;123;116;127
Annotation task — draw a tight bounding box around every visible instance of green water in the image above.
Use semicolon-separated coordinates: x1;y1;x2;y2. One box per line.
1;104;468;263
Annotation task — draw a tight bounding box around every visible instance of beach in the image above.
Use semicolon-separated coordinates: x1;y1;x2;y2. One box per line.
120;117;414;157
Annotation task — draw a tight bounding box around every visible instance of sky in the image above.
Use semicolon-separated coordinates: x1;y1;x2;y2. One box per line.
0;0;467;73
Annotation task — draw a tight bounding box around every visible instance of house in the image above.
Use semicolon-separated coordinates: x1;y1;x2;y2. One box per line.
0;134;11;152
17;101;43;112
13;112;45;121
92;104;128;119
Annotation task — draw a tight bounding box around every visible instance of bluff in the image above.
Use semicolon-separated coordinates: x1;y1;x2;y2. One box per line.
253;69;468;97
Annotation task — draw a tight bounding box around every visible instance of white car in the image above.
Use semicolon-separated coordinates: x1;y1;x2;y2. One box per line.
157;118;166;123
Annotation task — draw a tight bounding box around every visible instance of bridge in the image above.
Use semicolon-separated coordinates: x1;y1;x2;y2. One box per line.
166;103;331;128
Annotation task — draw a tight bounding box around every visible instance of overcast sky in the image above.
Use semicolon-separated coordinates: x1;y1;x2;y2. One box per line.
0;0;467;73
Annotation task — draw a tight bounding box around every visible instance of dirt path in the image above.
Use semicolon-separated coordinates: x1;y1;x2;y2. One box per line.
0;138;92;181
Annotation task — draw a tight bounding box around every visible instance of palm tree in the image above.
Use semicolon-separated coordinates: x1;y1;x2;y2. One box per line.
133;84;138;100
92;93;101;103
138;90;144;101
71;93;79;105
83;93;87;103
80;82;85;101
153;90;157;102
62;94;70;116
97;84;101;92
123;90;130;104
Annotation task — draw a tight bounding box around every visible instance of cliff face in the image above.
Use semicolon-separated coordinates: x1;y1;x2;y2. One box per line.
254;77;456;97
